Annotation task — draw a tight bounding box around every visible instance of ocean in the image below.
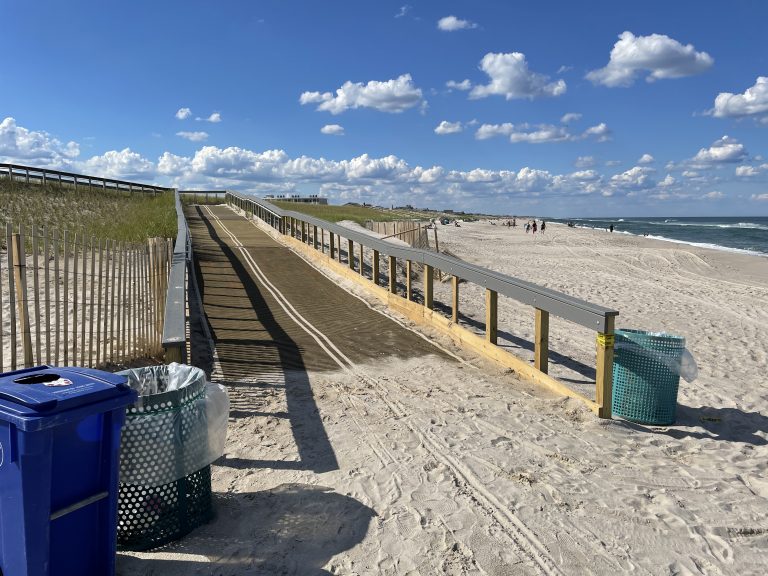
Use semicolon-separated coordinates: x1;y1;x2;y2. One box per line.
549;216;768;257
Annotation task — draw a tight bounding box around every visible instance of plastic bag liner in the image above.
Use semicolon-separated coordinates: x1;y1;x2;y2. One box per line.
614;340;698;382
117;363;229;487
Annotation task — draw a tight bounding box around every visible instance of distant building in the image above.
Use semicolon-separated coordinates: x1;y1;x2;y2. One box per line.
264;193;328;205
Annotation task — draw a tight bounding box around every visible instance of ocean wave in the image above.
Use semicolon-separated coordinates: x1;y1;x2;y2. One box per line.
630;233;767;257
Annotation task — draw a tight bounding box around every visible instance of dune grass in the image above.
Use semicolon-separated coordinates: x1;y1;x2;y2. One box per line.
0;179;176;247
271;201;437;225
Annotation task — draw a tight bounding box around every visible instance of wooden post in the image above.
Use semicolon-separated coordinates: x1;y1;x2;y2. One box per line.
451;276;459;324
80;235;88;366
596;316;616;419
54;229;61;365
337;235;343;263
359;243;364;277
32;226;41;363
321;229;326;254
313;226;318;249
423;264;433;309
486;289;498;344
6;224;16;369
12;234;33;367
302;221;307;243
44;227;51;365
406;260;412;301
373;250;380;285
388;255;396;294
96;239;104;366
534;308;549;372
348;239;354;270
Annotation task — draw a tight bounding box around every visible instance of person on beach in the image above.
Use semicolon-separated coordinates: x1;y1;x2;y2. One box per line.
525;222;530;233
532;221;538;234
541;220;546;234
609;224;614;233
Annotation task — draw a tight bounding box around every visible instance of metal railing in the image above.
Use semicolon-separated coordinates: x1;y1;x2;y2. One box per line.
161;191;191;362
0;163;172;195
226;191;620;418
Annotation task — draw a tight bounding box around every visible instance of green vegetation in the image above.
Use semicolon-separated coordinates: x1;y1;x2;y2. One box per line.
0;179;177;246
270;200;497;225
180;192;226;206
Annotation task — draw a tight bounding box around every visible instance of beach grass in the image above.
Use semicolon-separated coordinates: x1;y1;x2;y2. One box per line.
269;201;486;225
0;179;177;246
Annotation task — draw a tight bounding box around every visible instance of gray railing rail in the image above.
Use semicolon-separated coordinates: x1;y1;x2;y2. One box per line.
161;191;190;362
226;190;620;418
227;191;617;331
0;163;173;194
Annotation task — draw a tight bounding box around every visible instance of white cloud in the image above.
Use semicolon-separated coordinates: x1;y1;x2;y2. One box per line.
735;165;758;177
610;166;656;190
638;153;655;164
711;77;768;120
446;79;472;91
200;112;221;123
692;135;747;164
682;171;699;178
703;191;724;199
437;16;478;31
586;31;713;87
469;52;566;100
560;113;582;124
434;121;463;135
0;117;79;166
659;174;675;187
751;193;768;201
300;74;424;114
320;124;345;136
177;131;209;142
395;5;411;18
575;156;596;168
80;148;155;179
175;108;192;120
476;122;610;144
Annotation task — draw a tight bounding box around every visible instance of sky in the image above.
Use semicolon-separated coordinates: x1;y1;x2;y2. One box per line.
1;0;767;217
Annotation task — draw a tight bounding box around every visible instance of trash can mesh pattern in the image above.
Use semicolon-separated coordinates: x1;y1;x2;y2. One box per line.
117;366;213;551
117;466;212;551
612;329;685;425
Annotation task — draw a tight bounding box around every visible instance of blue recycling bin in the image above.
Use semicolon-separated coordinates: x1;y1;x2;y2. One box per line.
0;366;137;576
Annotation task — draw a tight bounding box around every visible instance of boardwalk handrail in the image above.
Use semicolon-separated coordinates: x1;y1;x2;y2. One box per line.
0;163;173;194
161;191;190;362
226;191;620;418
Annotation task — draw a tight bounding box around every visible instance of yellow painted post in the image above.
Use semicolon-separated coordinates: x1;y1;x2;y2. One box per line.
486;289;498;344
423;264;433;309
406;260;412;301
388;255;396;294
534;308;549;373
451;276;459;324
373;250;380;285
348;239;354;270
596;316;616;419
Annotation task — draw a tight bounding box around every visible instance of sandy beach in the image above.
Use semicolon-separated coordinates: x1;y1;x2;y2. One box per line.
118;214;768;575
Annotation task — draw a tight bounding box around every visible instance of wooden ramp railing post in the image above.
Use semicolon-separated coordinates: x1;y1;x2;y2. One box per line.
486;289;497;344
388;256;396;294
535;308;549;373
329;233;335;259
596;316;615;419
373;250;380;285
12;233;33;367
313;226;318;250
406;260;412;301
358;243;364;277
348;239;354;270
423;264;433;309
451;276;459;324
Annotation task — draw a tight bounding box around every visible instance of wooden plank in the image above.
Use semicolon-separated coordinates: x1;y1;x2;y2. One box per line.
0;234;4;370
12;233;33;367
423;264;433;309
44;227;51;364
107;240;115;362
535;308;549;373
337;234;343;263
80;234;87;366
54;229;60;365
486;289;498;345
96;239;103;366
313;225;318;250
63;230;70;365
321;229;325;254
6;223;16;370
451;275;459;324
406;260;412;301
388;255;396;294
329;231;335;259
348;239;354;270
116;243;124;362
88;237;96;366
72;233;79;364
373;250;380;286
32;225;41;363
359;243;364;277
595;315;615;419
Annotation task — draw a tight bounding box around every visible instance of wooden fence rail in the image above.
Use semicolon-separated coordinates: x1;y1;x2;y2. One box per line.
366;220;432;250
1;221;171;372
227;192;620;419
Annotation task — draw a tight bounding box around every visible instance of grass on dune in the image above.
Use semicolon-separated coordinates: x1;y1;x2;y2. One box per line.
271;201;432;225
0;179;177;248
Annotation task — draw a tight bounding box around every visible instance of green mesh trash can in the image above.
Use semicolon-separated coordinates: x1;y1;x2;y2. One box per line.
116;365;213;551
612;329;685;425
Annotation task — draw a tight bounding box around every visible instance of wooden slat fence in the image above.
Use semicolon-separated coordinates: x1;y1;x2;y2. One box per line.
1;221;171;371
366;220;432;250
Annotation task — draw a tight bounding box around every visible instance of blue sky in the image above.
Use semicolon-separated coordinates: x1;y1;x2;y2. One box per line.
1;0;767;217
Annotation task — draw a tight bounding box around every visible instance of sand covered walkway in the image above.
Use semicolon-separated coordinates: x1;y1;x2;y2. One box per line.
118;209;768;575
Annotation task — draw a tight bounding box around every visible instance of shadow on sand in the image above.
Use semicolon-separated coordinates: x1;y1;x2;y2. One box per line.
117;483;376;576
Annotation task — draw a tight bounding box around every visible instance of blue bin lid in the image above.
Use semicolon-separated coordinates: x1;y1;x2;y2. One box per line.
0;366;132;420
